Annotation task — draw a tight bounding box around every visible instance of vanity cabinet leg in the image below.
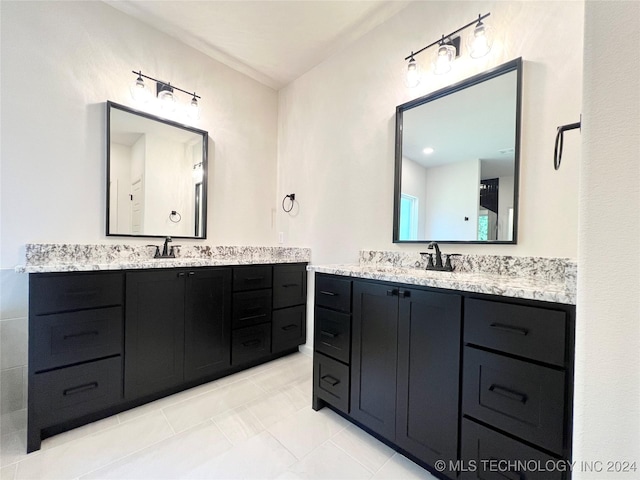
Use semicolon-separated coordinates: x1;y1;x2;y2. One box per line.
27;425;41;453
312;394;325;411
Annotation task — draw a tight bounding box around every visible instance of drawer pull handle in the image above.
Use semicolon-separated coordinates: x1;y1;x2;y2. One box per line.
282;283;299;288
188;271;195;276
177;272;186;277
321;375;340;387
240;314;267;321
489;384;528;404
489;458;523;480
489;323;529;336
386;289;398;296
64;289;99;297
244;277;265;282
399;290;411;298
242;339;261;347
244;306;264;313
320;330;337;338
63;330;99;340
319;290;337;296
63;382;99;396
282;324;298;331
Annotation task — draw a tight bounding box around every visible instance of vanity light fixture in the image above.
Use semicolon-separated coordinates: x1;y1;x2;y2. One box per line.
404;12;492;85
130;70;201;117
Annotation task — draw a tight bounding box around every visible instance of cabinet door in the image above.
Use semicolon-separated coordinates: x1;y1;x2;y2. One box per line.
350;281;398;439
125;270;185;400
396;289;461;474
184;268;232;382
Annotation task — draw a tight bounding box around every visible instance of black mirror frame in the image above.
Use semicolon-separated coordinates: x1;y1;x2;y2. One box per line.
393;57;523;244
106;100;209;240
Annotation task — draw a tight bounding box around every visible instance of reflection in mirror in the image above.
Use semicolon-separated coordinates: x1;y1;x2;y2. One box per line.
394;58;521;243
107;101;208;239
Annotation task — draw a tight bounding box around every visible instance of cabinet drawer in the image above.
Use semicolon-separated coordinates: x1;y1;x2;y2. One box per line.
463;348;565;454
460;418;563;480
465;298;566;366
31;306;123;372
272;305;306;353
314;352;349;413
233;266;272;291
30;273;123;315
32;356;123;427
314;307;350;364
233;290;272;328
315;275;351;312
232;323;271;366
273;264;307;309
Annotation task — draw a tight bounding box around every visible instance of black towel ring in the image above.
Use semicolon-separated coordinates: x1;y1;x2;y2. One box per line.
554;118;581;170
282;193;295;213
169;210;182;223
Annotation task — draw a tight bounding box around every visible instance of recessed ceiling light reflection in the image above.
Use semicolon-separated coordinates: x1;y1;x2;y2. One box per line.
423;147;435;155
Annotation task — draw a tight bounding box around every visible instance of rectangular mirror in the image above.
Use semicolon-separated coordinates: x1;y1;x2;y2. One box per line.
393;58;522;244
107;101;208;239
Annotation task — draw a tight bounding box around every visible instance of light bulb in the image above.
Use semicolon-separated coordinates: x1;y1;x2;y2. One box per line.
130;73;150;103
405;55;420;88
187;94;200;119
157;85;176;112
433;43;455;75
468;20;493;58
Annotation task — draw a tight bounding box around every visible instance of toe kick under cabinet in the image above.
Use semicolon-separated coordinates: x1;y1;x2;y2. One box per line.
27;263;307;452
312;273;575;480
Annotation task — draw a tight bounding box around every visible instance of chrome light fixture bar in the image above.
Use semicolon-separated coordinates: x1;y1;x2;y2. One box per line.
404;13;492;85
130;70;201;118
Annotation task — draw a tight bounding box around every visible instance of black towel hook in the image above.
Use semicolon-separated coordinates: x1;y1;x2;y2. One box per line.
554;116;581;170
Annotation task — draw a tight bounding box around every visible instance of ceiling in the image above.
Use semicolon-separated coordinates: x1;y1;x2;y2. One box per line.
106;0;410;90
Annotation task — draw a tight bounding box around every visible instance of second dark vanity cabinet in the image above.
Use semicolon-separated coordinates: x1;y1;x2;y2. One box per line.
125;267;232;400
351;281;461;473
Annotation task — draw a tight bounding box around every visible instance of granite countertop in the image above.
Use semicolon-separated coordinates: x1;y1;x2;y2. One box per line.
308;253;577;305
16;244;311;273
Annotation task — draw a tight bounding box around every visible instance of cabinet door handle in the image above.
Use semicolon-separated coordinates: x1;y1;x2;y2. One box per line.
399;290;411;298
63;382;99;396
489;323;529;336
188;271;195;276
321;375;340;387
282;283;299;288
320;330;337;338
488;384;528;404
63;330;99;340
282;324;298;331
240;314;267;321
177;272;186;277
242;339;261;347
319;290;337;296
386;289;398;296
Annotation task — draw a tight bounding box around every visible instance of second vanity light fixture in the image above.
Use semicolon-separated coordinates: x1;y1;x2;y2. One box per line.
405;13;493;87
130;70;201;119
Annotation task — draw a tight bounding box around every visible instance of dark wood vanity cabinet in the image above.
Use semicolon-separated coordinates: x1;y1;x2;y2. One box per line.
27;262;307;452
460;297;575;480
28;272;125;453
312;273;575;480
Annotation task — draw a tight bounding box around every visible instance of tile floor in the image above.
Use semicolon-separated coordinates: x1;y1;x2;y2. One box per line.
0;352;437;480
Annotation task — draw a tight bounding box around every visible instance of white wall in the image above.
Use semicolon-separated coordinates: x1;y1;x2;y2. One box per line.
0;0;278;429
277;0;583;264
400;156;428;239
574;1;640;477
424;159;479;241
497;175;514;241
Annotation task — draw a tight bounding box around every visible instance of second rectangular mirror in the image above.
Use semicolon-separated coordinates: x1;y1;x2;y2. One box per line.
394;58;522;244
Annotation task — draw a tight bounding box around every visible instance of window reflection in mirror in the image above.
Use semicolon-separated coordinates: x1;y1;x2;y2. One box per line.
394;58;521;244
107;102;208;239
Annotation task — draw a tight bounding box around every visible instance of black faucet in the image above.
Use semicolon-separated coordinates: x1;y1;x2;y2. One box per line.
421;242;455;272
147;237;177;258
